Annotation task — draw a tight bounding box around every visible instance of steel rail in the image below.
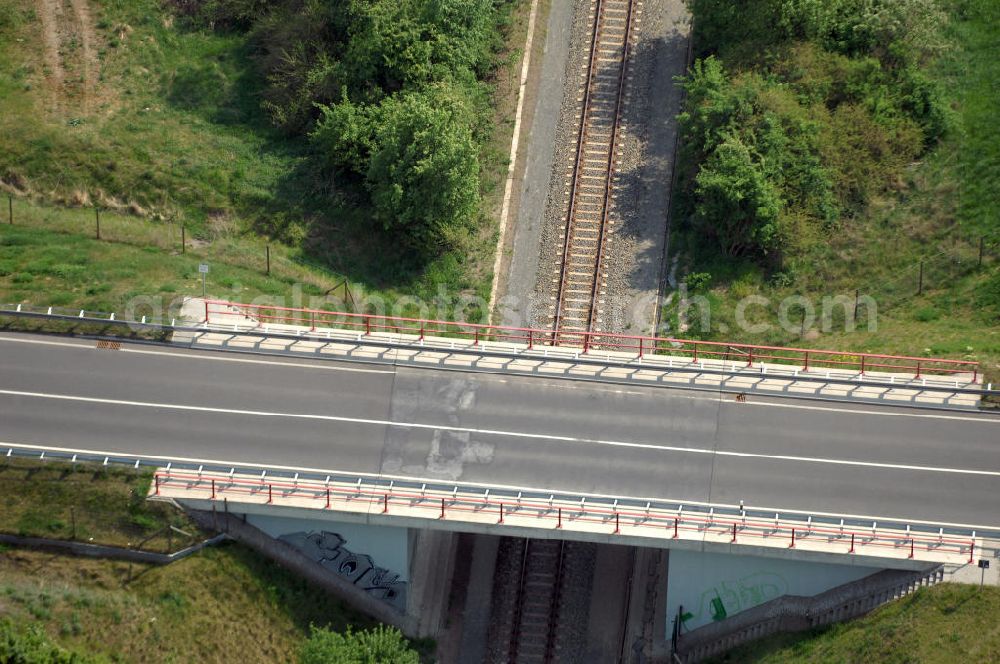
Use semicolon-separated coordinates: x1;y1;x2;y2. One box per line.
585;0;635;337
553;0;606;337
554;0;636;340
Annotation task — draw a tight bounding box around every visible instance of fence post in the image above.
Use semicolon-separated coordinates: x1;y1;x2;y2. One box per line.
154;474;160;495
181;225;186;254
499;503;504;524
557;507;562;529
614;512;620;534
440;497;446;519
365;316;371;335
849;532;855;553
383;493;388;514
731;522;737;542
747;348;753;368
673;517;679;539
790;528;796;548
268;484;273;504
211;478;215;500
528;330;533;350
95;207;100;240
266;245;270;276
860;355;866;375
326;488;331;509
910;538;915;559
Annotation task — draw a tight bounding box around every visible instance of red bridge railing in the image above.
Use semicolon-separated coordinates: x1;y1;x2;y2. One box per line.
203;300;979;381
154;471;976;563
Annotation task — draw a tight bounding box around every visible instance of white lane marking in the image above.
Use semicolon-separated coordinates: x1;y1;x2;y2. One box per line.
0;334;393;374
739;398;996;423
0;333;994;422
4;439;999;533
2;389;998;478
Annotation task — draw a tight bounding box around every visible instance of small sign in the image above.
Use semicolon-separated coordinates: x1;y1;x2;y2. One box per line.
979;559;990;570
198;264;209;274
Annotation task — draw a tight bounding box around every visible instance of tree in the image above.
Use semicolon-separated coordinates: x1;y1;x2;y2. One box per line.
694;134;783;258
365;88;480;252
299;626;419;664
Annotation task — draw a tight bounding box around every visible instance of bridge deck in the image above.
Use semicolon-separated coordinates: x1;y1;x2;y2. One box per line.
0;331;997;536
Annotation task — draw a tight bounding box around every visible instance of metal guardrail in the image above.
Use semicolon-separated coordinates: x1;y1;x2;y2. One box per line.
4;443;995;555
206;299;981;380
153;470;978;564
3;303;994;399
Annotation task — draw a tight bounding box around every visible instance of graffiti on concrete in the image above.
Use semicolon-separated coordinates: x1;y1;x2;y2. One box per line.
685;572;788;625
279;531;407;611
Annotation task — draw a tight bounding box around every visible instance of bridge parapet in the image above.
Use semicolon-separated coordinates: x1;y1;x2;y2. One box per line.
150;468;978;567
0;302;990;408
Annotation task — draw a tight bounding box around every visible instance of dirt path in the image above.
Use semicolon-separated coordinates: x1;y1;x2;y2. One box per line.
36;0;65;100
34;0;101;113
69;0;99;112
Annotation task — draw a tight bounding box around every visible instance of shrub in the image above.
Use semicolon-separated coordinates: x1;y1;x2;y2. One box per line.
299;625;419;664
314;85;480;253
677;1;949;269
0;619;101;663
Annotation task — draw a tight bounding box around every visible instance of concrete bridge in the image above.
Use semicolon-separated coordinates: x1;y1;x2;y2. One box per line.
1;304;998;658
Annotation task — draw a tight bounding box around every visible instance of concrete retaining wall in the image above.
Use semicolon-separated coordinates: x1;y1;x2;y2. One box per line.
675;566;944;662
186;509;418;635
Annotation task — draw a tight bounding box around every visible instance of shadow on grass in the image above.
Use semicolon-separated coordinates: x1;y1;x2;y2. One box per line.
158;26;440;293
0;315;172;341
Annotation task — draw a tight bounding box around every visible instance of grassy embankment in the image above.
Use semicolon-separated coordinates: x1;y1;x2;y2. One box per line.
0;0;532;316
668;0;999;382
0;457;430;662
0;457;196;551
713;583;1000;663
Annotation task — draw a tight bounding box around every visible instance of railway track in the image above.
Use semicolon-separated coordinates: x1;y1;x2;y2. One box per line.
552;0;637;341
509;539;566;663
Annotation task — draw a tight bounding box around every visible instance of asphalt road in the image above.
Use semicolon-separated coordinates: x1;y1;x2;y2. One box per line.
1;332;998;529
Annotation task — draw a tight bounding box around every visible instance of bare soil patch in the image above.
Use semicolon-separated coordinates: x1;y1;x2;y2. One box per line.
33;0;102;113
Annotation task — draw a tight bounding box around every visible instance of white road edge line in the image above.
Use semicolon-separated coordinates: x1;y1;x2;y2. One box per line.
0;334;394;374
1;332;992;421
4;439;998;533
2;388;998;478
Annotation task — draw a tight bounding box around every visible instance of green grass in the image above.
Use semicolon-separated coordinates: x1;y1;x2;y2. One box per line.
0;203;358;315
0;457;434;662
712;583;1000;663
667;0;1000;384
0;0;530;309
0;458;199;552
0;544;380;663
